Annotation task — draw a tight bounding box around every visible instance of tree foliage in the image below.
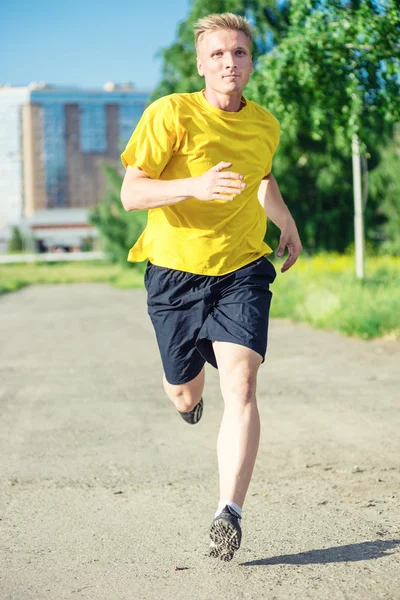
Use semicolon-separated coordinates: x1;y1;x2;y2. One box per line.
248;0;400;151
89;165;147;267
246;0;400;252
369;125;400;254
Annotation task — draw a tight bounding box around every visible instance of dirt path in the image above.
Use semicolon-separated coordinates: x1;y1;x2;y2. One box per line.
1;284;399;600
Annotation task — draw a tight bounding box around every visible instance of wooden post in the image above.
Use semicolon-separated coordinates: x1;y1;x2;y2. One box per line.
352;134;365;279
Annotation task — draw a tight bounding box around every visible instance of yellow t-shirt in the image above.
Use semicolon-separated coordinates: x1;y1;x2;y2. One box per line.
121;90;280;276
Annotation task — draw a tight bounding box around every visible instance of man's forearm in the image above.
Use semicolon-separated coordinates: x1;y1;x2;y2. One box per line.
258;174;302;271
121;176;195;211
258;174;295;229
121;162;245;210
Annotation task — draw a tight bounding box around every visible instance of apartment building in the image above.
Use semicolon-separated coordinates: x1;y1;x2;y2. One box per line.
0;83;149;251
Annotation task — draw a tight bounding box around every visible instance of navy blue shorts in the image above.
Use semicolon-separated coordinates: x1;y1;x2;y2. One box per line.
144;257;277;385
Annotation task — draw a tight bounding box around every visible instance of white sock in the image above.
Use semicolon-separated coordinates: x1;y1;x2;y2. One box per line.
214;500;242;519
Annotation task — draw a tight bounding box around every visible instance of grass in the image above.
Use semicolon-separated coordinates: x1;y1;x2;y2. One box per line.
0;261;144;295
271;254;400;339
1;254;399;340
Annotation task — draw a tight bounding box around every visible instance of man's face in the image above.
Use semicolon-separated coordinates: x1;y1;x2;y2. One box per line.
196;29;253;96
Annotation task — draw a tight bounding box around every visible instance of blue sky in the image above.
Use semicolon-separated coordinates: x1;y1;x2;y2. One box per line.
0;0;191;92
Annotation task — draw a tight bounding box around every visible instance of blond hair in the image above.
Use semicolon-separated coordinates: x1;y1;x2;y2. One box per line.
194;13;252;51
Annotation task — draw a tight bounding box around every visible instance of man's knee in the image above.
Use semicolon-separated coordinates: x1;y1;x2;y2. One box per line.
166;385;200;412
213;342;261;407
220;368;258;407
163;372;204;412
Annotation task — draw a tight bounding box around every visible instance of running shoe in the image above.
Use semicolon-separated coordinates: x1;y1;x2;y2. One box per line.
179;397;203;425
209;505;242;561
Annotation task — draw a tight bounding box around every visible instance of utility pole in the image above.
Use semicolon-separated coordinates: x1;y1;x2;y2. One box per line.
352;134;365;279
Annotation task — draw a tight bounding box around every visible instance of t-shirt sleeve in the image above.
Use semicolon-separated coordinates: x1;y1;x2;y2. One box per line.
264;116;280;177
120;98;177;179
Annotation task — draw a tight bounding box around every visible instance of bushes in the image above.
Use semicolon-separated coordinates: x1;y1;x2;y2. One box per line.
8;226;24;252
89;165;147;269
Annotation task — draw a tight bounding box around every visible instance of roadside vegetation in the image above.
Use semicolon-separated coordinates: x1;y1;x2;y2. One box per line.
271;254;400;340
0;261;143;295
1;254;399;341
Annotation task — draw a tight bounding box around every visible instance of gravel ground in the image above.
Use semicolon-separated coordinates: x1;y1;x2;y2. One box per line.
0;283;399;600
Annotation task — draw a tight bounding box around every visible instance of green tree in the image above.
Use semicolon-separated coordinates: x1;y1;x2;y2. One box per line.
247;0;400;253
249;0;399;150
8;226;24;253
369;125;400;254
89;165;147;267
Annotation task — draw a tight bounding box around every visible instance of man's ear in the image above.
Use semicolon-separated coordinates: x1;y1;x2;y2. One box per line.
197;56;204;77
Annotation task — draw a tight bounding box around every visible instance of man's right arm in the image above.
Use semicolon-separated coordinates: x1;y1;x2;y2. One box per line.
121;167;195;210
120;163;246;211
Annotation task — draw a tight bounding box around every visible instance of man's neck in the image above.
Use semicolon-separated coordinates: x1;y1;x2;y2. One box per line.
203;88;244;112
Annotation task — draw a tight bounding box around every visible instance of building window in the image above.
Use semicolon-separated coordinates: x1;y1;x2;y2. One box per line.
119;102;146;150
80;104;107;153
42;104;67;208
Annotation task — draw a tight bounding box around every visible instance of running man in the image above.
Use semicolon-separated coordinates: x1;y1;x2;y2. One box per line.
120;13;302;561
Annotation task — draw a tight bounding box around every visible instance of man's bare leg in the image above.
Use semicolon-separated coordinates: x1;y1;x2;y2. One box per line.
163;367;205;413
209;341;262;560
214;341;262;507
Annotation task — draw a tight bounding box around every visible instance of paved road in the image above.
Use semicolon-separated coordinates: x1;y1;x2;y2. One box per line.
1;284;399;600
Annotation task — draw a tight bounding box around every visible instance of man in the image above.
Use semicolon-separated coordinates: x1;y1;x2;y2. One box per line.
120;12;302;562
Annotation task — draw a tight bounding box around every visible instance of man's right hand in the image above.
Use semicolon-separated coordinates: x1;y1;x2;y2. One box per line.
190;161;246;202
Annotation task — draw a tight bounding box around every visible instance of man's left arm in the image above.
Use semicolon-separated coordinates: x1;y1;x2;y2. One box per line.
258;174;303;273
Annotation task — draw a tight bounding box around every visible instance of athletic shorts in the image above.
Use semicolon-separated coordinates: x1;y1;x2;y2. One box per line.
144;256;277;385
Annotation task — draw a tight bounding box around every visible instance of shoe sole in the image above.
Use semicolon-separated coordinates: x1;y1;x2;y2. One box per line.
209;518;241;562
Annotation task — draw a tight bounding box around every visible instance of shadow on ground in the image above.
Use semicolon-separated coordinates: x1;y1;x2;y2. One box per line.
240;539;400;567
